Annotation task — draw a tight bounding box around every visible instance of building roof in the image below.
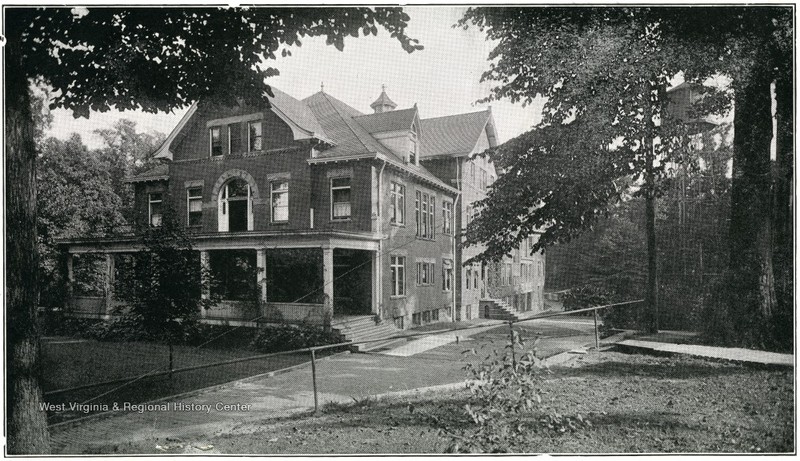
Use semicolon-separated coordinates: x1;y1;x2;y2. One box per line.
148;86;487;193
353;107;417;134
420;110;494;158
268;87;332;143
125;163;170;183
303;91;376;157
303;91;454;192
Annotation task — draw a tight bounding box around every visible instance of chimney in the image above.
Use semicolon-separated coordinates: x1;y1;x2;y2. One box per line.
370;84;397;114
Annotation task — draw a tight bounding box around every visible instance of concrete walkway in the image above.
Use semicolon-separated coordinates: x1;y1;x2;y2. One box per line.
618;339;794;366
381;323;501;357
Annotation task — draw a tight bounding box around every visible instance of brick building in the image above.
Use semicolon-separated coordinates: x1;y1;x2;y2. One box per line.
60;86;545;341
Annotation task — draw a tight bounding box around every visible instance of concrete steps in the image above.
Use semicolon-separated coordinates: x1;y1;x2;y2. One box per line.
331;316;405;352
481;299;520;321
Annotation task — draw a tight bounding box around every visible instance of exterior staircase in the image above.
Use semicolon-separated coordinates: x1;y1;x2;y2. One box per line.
331;315;406;352
480;299;520;321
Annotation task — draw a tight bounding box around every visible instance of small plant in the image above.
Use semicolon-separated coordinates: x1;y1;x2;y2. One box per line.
440;328;543;453
441;326;591;453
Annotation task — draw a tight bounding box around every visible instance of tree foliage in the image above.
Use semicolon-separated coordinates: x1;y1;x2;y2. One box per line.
459;8;692;261
93;119;166;223
36;134;127;306
459;7;792;348
15;7;422;116
113;207;213;342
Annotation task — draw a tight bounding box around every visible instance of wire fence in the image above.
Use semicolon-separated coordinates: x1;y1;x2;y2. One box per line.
43;298;642;454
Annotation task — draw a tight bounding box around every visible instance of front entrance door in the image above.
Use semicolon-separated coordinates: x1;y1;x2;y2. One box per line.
228;200;248;232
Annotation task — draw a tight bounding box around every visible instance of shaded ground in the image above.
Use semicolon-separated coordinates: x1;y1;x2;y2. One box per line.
42;338;312;424
98;348;793;454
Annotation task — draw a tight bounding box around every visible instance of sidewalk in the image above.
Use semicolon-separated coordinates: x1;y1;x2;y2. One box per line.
617;339;794;366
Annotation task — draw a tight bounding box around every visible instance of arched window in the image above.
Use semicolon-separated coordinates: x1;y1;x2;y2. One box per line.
218;178;252;232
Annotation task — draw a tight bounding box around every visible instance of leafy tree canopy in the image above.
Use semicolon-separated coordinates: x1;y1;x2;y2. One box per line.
12;7;423;115
458;7;694;262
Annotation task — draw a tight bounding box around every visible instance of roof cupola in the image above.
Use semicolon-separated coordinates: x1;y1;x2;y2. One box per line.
370;84;397;114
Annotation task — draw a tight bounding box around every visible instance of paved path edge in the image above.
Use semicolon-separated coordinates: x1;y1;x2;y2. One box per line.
49;350;351;432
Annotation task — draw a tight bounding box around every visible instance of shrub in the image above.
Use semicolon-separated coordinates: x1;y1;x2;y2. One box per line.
84;314;158;342
39;312;101;338
182;323;257;349
249;323;341;354
562;285;613;314
441;331;590;453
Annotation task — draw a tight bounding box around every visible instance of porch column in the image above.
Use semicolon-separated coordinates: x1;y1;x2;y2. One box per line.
200;250;210;318
322;247;334;321
371;249;381;316
257;249;267;303
104;253;115;317
65;252;74;310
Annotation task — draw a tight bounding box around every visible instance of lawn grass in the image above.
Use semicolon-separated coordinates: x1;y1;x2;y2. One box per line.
112;347;794;454
42;339;313;424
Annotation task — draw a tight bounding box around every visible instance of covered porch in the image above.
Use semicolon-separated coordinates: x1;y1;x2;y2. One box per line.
59;230;382;328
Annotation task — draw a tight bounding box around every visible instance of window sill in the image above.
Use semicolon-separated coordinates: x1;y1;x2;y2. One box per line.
271;221;289;225
390;222;405;227
389;295;406;299
331;218;352;222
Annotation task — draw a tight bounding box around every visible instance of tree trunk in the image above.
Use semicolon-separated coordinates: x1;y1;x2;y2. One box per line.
771;71;793;349
642;80;659;334
729;68;776;347
6;24;52;453
644;144;659;334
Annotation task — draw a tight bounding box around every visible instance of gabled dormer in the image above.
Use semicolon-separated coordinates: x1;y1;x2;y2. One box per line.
152;87;334;161
354;87;422;166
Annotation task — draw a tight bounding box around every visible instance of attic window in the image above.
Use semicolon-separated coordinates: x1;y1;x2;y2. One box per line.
209;127;222;156
409;137;417;164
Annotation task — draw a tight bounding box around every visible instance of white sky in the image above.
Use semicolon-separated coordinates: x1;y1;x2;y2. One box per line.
46;6;546;150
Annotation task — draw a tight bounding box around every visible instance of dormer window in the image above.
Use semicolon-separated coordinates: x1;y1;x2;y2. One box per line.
209;127;222;156
248;120;263;152
409;137;417;165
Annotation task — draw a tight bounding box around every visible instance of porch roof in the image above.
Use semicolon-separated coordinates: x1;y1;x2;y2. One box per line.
58;229;381;254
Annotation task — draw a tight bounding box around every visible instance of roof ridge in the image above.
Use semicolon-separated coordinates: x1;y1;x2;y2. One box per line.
421;109;489;122
352;107;417;119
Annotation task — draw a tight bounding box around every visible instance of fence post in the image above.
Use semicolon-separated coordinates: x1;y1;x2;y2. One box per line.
311;349;319;414
508;321;516;368
593;309;600;350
